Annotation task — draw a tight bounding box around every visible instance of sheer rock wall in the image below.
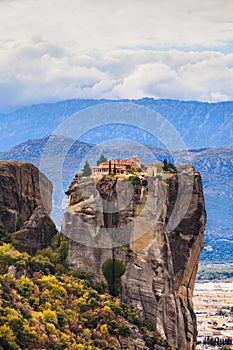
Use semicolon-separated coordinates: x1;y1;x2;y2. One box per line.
0;161;56;254
62;167;206;349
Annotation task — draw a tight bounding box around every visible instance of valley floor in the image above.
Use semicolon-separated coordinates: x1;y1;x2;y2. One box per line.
193;281;233;349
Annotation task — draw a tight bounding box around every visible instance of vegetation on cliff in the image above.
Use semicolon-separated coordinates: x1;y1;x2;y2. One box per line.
0;228;175;350
102;258;126;297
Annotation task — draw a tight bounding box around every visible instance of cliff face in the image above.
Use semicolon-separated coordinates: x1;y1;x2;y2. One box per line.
0;161;56;254
62;167;206;350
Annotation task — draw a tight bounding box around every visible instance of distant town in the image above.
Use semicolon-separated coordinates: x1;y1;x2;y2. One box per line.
194;281;233;350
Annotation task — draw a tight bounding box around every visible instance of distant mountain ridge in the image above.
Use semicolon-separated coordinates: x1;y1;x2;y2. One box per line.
1;98;233;151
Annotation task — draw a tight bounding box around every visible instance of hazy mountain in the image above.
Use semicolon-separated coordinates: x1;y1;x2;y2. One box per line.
179;148;233;263
0;136;173;186
0;137;232;263
1;98;233;151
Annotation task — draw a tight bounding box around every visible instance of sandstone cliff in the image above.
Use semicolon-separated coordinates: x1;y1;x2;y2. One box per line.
62;167;206;350
0;160;56;254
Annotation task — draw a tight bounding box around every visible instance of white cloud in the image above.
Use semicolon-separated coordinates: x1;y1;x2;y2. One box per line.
1;44;233;110
0;0;233;110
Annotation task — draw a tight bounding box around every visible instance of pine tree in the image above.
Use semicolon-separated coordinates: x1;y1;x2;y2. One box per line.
97;154;107;165
113;163;117;175
163;158;168;171
82;161;91;176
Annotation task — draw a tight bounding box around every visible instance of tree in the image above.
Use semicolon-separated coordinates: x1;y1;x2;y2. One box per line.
97;154;107;165
163;158;177;172
0;222;12;243
16;215;23;231
102;258;126;296
163;159;168;171
113;164;117;175
60;240;69;263
128;175;140;185
108;161;112;175
82;161;91;177
154;162;163;173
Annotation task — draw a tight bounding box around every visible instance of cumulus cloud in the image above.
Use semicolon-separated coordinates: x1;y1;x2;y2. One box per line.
1;44;233;110
0;0;233;110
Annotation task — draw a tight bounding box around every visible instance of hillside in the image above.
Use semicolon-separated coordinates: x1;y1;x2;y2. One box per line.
1;98;233;151
0;240;172;350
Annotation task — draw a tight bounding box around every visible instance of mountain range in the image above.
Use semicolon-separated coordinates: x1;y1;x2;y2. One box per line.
1;98;233;152
0;98;232;263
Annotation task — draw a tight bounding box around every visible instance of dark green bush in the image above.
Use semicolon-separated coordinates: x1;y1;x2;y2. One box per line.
102;258;126;296
128;175;140;185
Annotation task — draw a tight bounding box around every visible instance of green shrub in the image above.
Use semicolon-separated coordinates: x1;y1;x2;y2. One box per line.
143;318;154;330
30;255;55;274
119;324;131;337
163;159;177;172
16;216;24;231
141;178;148;186
0;223;12;244
102;258;126;296
128;175;140;185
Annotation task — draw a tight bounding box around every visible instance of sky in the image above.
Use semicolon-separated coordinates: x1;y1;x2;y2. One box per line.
1;0;233;112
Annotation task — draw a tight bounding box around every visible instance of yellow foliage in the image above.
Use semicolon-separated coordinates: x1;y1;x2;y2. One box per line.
76;345;85;350
31;311;39;321
0;243;172;350
100;323;108;334
40;275;67;298
5;307;19;317
82;328;91;339
40;309;58;326
15;276;34;297
103;305;111;312
45;322;57;334
0;324;20;350
44;301;52;309
60;332;72;344
103;300;111;307
40;288;51;303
